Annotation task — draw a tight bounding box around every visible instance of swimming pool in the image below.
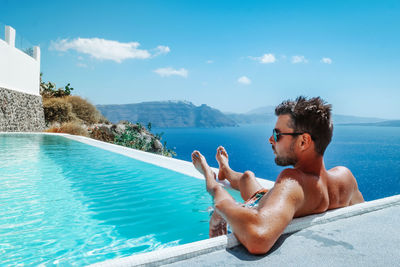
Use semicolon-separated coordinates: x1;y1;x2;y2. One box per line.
0;134;242;265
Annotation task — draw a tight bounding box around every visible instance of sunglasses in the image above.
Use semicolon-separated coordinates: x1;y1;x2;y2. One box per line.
272;129;304;142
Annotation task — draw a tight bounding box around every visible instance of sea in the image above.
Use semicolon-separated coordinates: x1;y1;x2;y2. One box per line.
154;124;400;201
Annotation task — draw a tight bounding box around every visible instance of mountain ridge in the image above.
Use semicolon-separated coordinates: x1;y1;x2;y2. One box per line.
97;101;392;128
97;101;237;128
338;120;400;127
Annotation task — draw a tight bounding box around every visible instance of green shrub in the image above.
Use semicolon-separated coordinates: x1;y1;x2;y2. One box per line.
162;141;177;157
114;124;152;151
40;72;74;98
114;122;176;157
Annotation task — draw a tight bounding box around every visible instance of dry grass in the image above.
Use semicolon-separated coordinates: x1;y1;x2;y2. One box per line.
42;95;108;126
45;121;89;136
42;97;78;123
65;96;103;124
43;95;109;138
89;126;115;142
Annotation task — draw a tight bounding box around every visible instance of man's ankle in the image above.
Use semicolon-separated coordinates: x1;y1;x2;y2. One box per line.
220;164;231;173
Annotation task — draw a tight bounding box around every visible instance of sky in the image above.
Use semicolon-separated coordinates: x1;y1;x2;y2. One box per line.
1;0;400;119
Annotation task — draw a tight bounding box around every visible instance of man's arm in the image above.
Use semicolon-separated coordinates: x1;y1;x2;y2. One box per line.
211;170;305;254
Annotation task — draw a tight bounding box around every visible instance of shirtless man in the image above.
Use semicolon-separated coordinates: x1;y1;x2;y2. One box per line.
191;96;364;254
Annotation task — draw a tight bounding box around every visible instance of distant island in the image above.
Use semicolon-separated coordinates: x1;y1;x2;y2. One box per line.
97;101;394;128
338;120;400;127
97;101;237;128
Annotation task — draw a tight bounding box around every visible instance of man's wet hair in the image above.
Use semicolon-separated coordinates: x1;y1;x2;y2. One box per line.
275;96;333;155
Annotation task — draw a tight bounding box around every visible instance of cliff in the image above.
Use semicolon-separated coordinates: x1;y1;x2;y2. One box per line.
97;101;238;128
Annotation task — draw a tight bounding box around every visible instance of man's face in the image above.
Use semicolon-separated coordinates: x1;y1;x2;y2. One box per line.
269;115;298;166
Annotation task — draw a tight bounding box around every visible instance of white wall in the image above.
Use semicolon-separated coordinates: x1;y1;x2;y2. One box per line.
0;26;40;96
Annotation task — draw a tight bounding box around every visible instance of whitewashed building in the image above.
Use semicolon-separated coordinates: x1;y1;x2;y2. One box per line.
0;24;45;131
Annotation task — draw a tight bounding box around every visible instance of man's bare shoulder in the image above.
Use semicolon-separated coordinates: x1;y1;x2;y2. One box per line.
329;165;352;174
276;168;313;190
276;168;304;182
269;168;306;207
328;166;356;184
328;166;364;205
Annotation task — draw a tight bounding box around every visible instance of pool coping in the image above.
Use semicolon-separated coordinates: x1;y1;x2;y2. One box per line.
2;133;399;266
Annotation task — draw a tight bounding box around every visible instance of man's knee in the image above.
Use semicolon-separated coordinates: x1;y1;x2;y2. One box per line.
242;171;255;181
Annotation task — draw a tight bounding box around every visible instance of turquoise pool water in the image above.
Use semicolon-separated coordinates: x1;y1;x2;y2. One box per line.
0;134;241;266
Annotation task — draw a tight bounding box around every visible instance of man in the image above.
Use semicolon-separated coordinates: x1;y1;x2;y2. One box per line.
191;96;364;254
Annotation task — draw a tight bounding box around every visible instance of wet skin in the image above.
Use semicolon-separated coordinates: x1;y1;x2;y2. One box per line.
191;114;364;254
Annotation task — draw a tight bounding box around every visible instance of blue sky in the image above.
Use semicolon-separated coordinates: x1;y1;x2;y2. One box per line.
1;0;400;119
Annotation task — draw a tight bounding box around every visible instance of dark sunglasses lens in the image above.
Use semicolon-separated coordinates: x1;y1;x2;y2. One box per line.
273;129;278;142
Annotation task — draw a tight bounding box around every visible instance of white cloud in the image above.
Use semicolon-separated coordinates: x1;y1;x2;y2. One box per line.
238;76;251;85
206;60;214;64
154;45;170;56
292;55;308;64
321;57;332;64
154;67;188;77
50;37;156;63
260;53;276;63
250;53;276;64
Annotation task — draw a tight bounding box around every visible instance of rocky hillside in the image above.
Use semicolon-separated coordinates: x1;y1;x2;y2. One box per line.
97;101;238;128
40;76;175;156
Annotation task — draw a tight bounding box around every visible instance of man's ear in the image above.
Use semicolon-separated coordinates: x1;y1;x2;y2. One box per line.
299;133;312;150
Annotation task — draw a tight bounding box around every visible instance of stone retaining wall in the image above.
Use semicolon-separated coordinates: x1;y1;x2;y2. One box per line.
0;87;45;132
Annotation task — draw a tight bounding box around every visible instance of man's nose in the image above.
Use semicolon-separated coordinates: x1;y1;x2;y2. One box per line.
269;135;275;145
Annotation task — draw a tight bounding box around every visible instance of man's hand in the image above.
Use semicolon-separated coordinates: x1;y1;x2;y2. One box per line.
213;170;305;254
209;211;227;237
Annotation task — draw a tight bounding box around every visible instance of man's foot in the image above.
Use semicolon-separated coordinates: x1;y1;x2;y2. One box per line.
216;146;231;181
192;150;219;193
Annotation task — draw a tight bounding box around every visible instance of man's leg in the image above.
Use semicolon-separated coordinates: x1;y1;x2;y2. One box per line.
191;150;235;202
192;150;234;238
216;146;263;201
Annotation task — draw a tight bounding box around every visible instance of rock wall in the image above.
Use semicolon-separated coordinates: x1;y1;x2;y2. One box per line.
0;87;45;132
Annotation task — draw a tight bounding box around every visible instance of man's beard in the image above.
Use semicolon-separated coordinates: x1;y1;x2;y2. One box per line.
274;142;297;166
275;155;297;166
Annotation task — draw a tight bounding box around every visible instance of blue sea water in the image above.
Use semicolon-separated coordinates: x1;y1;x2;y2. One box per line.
155;124;400;201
